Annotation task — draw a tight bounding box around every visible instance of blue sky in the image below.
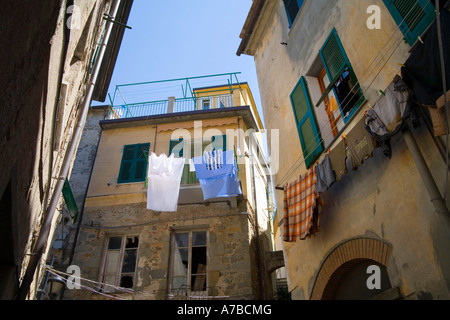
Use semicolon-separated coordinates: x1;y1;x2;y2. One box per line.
94;0;262;123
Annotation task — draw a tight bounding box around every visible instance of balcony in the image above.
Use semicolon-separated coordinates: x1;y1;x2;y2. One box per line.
104;72;250;121
106;94;234;120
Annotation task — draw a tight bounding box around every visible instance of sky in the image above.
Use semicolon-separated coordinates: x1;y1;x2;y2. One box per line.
93;0;263;124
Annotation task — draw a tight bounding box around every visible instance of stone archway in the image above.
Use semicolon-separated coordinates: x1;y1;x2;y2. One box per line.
310;237;393;300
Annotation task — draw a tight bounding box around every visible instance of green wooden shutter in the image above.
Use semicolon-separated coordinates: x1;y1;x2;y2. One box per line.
383;0;436;46
320;29;365;123
290;77;323;169
320;29;348;80
135;144;150;181
62;179;79;223
118;143;150;183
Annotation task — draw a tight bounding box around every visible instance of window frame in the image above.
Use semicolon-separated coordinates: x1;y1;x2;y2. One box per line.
318;29;365;125
169;135;227;159
117;143;150;184
283;0;305;28
168;229;209;297
99;235;140;293
382;0;436;46
290;29;367;169
169;136;227;185
290;76;324;169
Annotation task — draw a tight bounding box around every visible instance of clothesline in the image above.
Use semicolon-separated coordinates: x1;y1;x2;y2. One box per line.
146;150;242;212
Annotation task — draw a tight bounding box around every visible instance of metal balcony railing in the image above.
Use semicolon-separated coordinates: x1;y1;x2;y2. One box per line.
104;72;245;121
105;94;234;120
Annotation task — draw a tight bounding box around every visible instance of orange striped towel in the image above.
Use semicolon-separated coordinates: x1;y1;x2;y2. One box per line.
283;168;319;242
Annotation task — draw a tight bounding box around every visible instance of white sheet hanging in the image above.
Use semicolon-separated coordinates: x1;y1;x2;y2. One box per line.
147;153;185;212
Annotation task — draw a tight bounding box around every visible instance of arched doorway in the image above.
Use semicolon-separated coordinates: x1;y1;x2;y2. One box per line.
310;237;394;300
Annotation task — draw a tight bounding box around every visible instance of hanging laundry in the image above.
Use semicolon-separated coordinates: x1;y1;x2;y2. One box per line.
283;168;321;242
329;140;348;182
365;76;414;158
367;77;412;136
193;150;242;201
204;149;223;171
147;153;185;212
401;9;450;106
346;117;377;170
316;154;336;193
188;159;196;172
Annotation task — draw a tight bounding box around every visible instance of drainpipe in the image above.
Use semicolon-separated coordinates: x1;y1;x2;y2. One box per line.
17;0;123;300
402;120;450;234
249;133;265;300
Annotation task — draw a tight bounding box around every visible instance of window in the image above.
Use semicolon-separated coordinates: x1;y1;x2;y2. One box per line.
169;136;227;185
169;135;227;159
170;230;208;295
318;29;365;124
383;0;435;46
101;235;139;292
283;0;305;27
118;143;150;184
202;99;211;110
291;29;365;169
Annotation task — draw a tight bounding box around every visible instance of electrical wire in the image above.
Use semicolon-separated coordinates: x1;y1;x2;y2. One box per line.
46;268;134;300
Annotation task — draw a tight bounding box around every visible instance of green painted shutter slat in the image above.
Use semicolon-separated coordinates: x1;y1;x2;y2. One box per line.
290;77;323;169
62;179;79;223
319;29;365;123
383;0;435;46
118;143;150;184
134;144;150;180
320;29;349;81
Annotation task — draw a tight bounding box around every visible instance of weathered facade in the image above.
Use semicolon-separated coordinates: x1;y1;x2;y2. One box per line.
64;78;279;300
238;0;450;299
0;0;133;299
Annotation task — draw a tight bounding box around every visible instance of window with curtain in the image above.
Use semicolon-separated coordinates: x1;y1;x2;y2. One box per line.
170;230;208;295
101;235;139;293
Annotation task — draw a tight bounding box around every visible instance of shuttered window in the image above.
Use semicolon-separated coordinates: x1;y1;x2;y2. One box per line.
169;135;227;159
283;0;305;27
290;77;323;169
118;143;150;184
319;29;365;123
383;0;436;46
169;136;226;185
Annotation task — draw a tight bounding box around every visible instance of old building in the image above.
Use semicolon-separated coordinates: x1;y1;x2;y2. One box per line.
0;0;133;299
62;73;280;300
238;0;450;299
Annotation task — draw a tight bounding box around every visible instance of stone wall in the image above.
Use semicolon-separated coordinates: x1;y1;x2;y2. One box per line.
67;200;261;300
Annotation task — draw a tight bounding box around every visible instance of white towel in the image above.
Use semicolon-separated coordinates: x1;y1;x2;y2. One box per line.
147;153;185;212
